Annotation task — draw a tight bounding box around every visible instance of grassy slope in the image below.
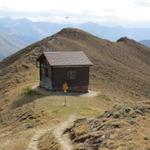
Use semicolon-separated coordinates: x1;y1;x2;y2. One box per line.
0;87;114;150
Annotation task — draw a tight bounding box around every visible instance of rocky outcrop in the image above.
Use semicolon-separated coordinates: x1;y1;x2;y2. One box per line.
66;102;150;150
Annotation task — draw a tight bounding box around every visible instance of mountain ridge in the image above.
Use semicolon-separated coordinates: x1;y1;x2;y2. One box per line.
0;28;150;102
0;28;150;150
1;17;150;60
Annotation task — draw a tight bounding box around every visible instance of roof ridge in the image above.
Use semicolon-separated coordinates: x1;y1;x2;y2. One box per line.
39;51;93;66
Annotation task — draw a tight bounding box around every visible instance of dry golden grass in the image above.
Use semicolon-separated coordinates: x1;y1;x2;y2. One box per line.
67;102;150;150
0;85;114;150
0;28;150;150
38;131;62;150
0;128;34;150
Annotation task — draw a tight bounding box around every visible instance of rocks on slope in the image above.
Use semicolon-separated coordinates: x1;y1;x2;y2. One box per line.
66;102;150;150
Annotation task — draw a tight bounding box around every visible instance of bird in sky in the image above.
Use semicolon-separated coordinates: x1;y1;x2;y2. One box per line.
65;16;69;19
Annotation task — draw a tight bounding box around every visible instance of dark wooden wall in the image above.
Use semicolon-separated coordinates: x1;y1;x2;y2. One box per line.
38;55;90;92
52;66;89;92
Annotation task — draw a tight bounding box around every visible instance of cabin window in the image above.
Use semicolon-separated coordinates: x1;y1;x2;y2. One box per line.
67;70;76;80
44;68;49;77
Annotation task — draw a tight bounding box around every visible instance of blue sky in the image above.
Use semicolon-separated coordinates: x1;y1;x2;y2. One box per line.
0;0;150;27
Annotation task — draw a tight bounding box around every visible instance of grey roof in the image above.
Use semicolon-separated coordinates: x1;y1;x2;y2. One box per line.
43;51;93;66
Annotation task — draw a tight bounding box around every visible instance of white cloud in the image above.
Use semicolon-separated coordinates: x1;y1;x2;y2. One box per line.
0;0;150;26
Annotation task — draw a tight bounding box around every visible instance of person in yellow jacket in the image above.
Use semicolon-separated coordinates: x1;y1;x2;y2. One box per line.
62;82;69;93
62;82;69;106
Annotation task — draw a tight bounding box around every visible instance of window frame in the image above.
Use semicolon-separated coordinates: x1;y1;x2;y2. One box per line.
67;70;76;80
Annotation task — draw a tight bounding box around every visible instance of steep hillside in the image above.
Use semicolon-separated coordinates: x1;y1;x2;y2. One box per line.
0;28;150;104
0;28;150;150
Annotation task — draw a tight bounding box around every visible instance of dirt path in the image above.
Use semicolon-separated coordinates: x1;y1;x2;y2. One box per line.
53;114;76;150
26;115;76;150
26;127;51;150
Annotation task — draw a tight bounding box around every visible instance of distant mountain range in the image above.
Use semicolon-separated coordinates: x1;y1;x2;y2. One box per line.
0;17;150;61
0;17;67;61
140;40;150;48
0;31;27;60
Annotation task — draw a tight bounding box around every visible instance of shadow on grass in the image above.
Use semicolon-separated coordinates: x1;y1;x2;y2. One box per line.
34;86;89;97
11;86;91;109
11;88;46;109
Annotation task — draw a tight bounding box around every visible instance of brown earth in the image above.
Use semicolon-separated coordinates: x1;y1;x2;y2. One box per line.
0;28;150;150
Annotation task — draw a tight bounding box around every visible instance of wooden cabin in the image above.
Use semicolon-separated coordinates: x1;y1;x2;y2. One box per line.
37;51;93;92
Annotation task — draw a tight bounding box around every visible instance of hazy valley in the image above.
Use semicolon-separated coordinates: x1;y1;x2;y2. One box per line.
1;17;150;61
